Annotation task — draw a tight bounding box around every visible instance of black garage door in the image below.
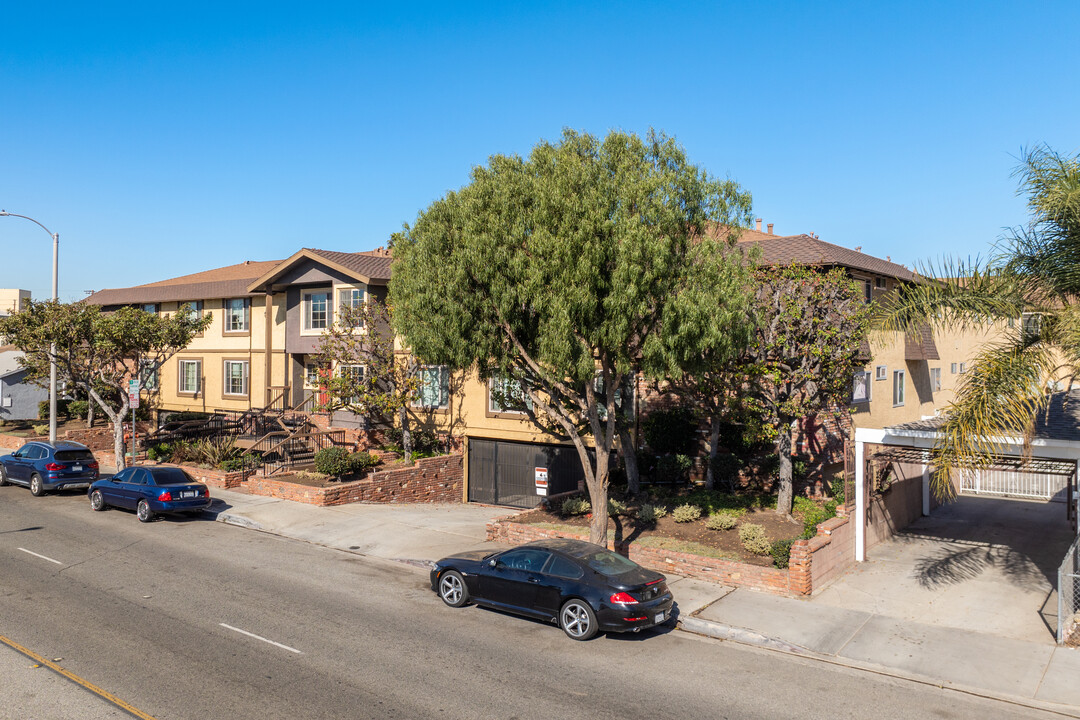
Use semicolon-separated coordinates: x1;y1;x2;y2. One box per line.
467;438;586;508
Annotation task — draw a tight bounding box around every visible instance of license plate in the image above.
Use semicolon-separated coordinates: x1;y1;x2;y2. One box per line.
181;491;196;498
72;465;82;471
655;612;666;623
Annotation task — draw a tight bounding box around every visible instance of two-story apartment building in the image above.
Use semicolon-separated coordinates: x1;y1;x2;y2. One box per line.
84;228;1000;507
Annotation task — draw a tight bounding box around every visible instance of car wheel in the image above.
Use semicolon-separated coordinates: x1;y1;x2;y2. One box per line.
29;473;45;497
0;465;8;486
559;599;598;641
438;570;469;608
137;499;154;523
90;490;106;511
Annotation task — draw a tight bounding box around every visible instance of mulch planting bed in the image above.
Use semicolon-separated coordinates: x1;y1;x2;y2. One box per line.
512;500;807;567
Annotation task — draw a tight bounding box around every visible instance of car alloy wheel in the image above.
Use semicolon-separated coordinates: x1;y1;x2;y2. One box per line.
438;570;469;608
137;499;154;523
29;474;45;497
90;490;106;511
0;465;8;486
559;599;598;641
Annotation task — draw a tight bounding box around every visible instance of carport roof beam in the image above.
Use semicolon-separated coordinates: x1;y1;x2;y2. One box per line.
869;446;1078;476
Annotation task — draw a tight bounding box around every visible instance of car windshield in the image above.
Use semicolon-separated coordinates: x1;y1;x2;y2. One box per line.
55;450;93;462
149;467;194;485
579;548;640;576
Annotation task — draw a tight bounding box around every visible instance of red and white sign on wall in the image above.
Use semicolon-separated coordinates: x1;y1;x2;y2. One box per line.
534;467;548;496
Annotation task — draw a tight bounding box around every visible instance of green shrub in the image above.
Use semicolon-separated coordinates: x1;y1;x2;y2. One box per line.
32;423;49;436
829;473;846;502
710;453;742;486
653;453;694;484
636;503;666;524
705;509;741;531
219;457;245;472
770;538;795;569
384;427;442;455
672;503;702;523
147;442;172;462
68;400;89;418
642;406;699;455
38;399;73;420
739;523;772;555
190;436;240;466
794;496;839;539
349;451;379;473
164;411;211;424
314;447;352;476
561;497;591;516
607;498;627;517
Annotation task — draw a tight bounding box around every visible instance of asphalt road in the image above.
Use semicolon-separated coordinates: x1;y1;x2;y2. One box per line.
0;486;1068;720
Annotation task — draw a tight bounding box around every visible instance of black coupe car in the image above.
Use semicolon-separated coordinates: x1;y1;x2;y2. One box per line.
430;538;674;640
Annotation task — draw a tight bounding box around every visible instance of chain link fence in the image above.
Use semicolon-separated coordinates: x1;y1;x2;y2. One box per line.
1058;535;1080;644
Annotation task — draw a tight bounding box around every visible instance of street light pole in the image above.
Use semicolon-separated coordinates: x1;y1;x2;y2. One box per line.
0;210;59;444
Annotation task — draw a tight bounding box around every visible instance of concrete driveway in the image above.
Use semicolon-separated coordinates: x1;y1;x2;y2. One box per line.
813;495;1075;643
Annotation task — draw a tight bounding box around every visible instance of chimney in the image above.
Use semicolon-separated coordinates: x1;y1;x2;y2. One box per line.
855;246;862;252
755;218;762;232
767;223;773;235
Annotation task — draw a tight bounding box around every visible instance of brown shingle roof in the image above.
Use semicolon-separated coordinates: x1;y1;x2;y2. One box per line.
85;259;283;306
305;249;392;282
739;233;916;281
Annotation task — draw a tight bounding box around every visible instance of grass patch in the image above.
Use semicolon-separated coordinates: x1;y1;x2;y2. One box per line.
630;536;740;561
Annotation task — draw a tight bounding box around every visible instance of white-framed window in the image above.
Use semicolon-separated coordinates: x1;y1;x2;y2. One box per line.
223;360;249;396
930;367;941;392
959;362;966;373
180;300;203;323
337;287;366;328
304;362;322;388
338;364;366;406
875;365;887;381
138;360;159;391
852;370;871;404
489;374;532;414
893;369;905;406
951;362;958;374
178;359;201;394
224;298;248;332
414;365;449;409
303;290;330;332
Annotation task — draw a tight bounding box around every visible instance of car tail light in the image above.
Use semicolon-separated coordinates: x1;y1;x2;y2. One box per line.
157;490;172;502
645;578;663;586
88;461;99;470
624;616;647;622
45;462;63;472
610;592;638;605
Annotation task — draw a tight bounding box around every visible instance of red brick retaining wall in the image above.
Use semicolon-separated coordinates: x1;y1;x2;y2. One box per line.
487;513;855;597
244;454;463;506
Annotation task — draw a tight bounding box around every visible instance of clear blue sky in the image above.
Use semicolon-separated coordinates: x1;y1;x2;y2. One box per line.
1;1;1077;302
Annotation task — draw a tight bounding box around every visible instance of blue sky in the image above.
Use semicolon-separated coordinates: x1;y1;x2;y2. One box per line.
1;1;1077;301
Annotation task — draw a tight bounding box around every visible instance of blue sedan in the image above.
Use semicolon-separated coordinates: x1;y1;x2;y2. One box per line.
89;466;211;522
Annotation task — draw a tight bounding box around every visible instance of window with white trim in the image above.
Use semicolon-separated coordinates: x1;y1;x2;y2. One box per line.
338;364;366;406
489;374;531;414
223;360;249;396
224;298;248;332
930;367;941;392
951;362;958;374
875;365;887;381
852;370;870;403
138;360;159;391
303;290;330;332
893;369;905;406
414;366;449;409
181;300;203;323
178;359;201;394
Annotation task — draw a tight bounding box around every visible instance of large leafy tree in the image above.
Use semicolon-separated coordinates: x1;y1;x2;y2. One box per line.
315;299;422;464
390;128;756;545
738;264;870;516
0;300;210;469
874;146;1080;499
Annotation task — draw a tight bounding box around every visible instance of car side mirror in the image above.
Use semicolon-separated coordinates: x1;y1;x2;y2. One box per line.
489;558;498;568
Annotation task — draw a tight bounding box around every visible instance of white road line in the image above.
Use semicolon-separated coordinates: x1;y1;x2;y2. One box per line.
219;623;302;654
17;547;63;565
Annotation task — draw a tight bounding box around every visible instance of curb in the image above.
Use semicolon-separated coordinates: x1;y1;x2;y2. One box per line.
677;616;1080;719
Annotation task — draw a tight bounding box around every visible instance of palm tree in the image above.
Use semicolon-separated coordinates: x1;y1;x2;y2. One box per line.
874;146;1080;500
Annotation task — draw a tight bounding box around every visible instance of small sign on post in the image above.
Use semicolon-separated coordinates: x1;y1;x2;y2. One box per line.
535;467;548;496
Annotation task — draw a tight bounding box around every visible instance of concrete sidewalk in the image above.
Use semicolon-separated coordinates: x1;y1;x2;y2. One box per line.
202;487;1080;716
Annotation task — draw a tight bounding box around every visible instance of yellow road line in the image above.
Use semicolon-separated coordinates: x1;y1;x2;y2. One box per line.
0;633;157;720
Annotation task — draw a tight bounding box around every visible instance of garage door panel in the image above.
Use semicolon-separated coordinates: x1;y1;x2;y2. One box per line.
468;438;587;508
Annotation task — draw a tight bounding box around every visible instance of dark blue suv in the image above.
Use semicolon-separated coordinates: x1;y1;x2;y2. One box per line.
0;440;100;496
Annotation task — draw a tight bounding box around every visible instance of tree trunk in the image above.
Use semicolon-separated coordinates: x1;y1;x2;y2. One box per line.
706;413;721;490
588;447;611;548
775;419;794;517
617;426;639;496
87;401;94;428
88;387;126;471
399;405;413;466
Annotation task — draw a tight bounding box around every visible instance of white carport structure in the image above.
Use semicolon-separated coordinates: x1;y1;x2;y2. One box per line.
853;391;1080;562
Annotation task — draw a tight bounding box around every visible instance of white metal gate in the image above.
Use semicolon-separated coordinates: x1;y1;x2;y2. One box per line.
960;467;1070;502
